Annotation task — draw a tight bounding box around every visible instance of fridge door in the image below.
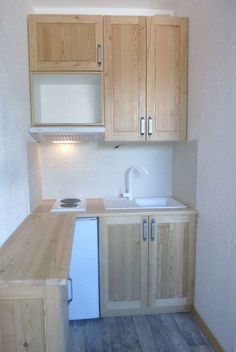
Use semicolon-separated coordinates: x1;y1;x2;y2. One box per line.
69;217;99;320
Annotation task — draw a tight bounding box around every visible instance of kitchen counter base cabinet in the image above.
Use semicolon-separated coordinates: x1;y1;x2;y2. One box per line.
148;214;196;313
0;285;70;352
99;216;148;316
99;213;196;317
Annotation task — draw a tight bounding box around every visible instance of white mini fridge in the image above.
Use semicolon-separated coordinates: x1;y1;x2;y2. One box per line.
68;217;99;320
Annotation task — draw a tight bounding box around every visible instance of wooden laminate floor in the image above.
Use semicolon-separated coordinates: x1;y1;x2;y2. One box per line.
70;313;215;352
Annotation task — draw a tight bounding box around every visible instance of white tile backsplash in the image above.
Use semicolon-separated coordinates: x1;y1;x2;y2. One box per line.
40;142;173;199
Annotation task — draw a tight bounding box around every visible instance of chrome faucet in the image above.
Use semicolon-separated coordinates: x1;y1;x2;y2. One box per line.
123;165;148;200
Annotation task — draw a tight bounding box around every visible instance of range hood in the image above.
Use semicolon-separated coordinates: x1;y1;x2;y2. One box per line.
29;126;105;143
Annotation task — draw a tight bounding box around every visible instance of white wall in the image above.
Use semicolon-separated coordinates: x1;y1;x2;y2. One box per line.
40;143;173;199
174;1;236;351
0;0;42;246
172;141;198;208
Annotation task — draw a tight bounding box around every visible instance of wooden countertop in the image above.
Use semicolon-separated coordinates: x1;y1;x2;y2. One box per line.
0;199;197;288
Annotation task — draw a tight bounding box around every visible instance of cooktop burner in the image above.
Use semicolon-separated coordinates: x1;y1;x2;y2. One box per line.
51;198;86;212
61;198;81;204
60;203;79;208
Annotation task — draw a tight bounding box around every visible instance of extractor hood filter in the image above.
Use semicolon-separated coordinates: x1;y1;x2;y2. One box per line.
29;127;105;143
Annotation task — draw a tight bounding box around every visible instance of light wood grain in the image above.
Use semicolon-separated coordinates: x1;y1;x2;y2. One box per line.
0;199;196;288
148;214;196;312
99;216;148;316
0;200;196;351
147;16;188;141
100;214;195;316
0;285;70;352
0;299;45;352
28;15;103;71
42;285;70;352
104;16;146;141
38;23;63;61
99;213;196;316
0;213;75;287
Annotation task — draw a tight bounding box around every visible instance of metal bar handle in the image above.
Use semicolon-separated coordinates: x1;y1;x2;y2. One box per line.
68;277;73;305
151;219;156;241
140;117;145;136
143;219;148;241
148;116;153;136
97;44;102;66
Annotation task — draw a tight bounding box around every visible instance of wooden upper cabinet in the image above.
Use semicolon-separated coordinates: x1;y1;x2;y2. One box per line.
104;15;188;142
28;15;103;71
104;16;146;141
147;16;188;141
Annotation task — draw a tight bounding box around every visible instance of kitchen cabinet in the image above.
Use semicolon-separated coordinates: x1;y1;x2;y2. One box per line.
99;215;148;316
31;72;103;125
99;213;196;316
104;16;146;141
28;15;104;126
0;286;69;352
28;14;187;137
148;213;196;313
104;16;188;142
28;15;103;71
0;299;45;351
147;17;188;141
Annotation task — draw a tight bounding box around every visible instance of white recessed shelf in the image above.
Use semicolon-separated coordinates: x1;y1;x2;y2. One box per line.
31;73;103;125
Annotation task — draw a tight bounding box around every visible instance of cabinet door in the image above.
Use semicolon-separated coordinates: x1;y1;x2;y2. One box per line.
148;214;196;312
28;15;103;71
99;216;148;316
104;16;146;141
147;17;188;141
0;299;45;352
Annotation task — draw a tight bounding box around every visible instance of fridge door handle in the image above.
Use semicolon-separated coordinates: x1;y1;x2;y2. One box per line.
68;277;73;305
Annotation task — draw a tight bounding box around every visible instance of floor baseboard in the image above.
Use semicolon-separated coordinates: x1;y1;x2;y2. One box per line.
191;306;225;352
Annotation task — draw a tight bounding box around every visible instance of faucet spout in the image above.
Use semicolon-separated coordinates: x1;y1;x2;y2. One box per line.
123;165;148;200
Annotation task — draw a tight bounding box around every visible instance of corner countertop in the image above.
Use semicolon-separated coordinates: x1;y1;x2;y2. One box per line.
0;199;197;288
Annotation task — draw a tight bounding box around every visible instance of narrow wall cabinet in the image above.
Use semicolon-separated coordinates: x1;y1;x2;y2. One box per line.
104;16;188;142
28;15;103;71
147;17;188;141
104;16;146;141
99;213;196;317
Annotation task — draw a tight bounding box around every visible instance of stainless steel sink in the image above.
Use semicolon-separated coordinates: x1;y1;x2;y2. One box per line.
103;197;186;210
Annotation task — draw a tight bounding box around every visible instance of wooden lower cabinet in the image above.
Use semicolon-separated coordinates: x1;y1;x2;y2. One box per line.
99;216;148;316
99;213;196;317
0;285;70;352
0;299;45;352
148;214;196;313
